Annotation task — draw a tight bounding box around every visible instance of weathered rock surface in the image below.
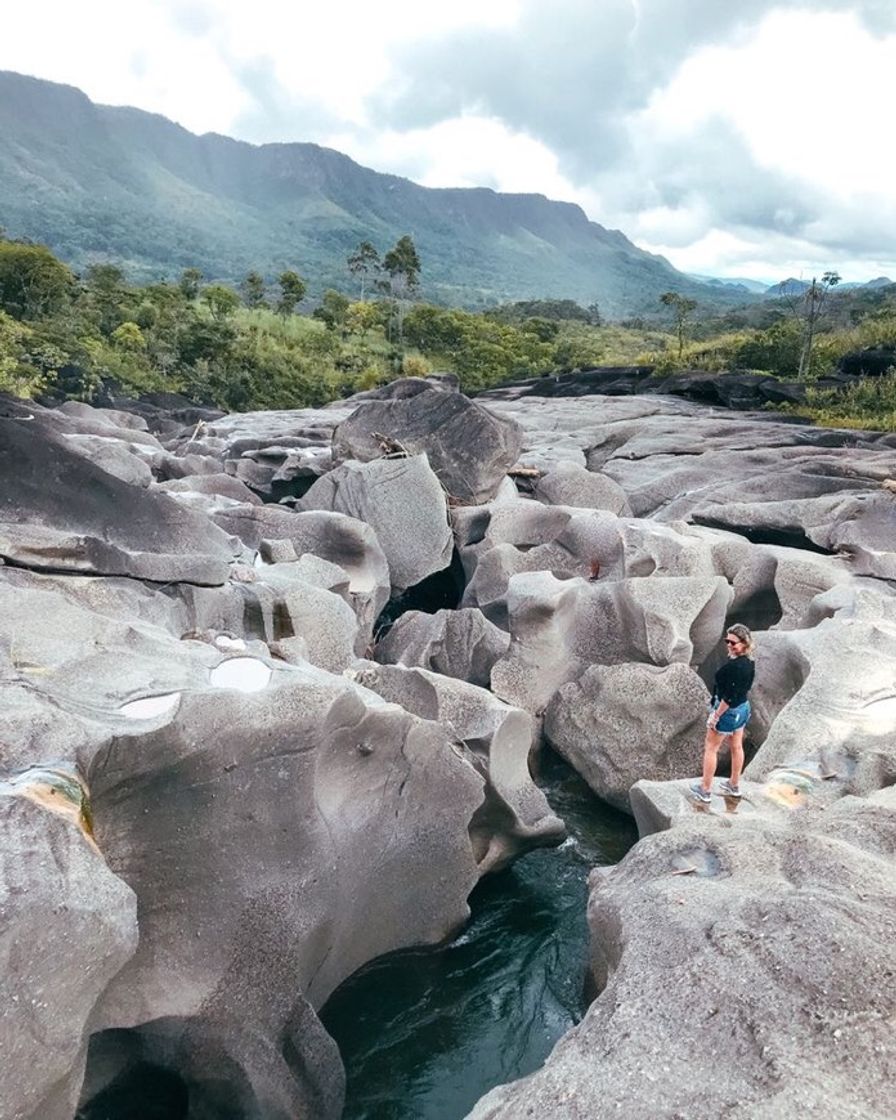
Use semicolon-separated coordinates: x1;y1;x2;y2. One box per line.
212;505;391;642
0;768;137;1120
334;385;524;503
546;662;709;810
490;570;732;712
348;661;565;871
467;586;896;1120
468;789;896;1120
85;667;487;1118
4;381;896;1120
534;460;631;515
300;454;453;592
0;415;238;584
375;607;510;687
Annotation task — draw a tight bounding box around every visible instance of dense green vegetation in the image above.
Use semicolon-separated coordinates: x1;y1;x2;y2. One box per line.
0;234;893;430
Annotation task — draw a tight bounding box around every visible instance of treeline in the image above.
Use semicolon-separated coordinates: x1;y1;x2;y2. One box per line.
0;233;894;428
0;235;611;407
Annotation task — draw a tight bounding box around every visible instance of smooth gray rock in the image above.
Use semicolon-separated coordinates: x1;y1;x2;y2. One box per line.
546;662;709;811
61;433;154;488
213;506;390;639
348;662;565;871
334;387;524;504
468;783;896;1120
0;771;137;1120
87;667;486;1118
158;472;263;505
535;461;631;515
746;610;896;794
300;454;453;592
375;607;510;687
490;571;733;712
0;417;237;585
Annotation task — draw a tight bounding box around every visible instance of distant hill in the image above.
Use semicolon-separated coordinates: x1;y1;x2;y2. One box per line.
838;276;893;291
688;274;770;294
765;276;892;297
0;71;751;316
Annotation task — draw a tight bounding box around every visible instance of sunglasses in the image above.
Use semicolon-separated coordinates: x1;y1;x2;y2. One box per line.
725;638;740;646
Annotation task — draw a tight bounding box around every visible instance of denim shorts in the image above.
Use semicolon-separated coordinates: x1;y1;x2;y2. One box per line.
712;701;750;733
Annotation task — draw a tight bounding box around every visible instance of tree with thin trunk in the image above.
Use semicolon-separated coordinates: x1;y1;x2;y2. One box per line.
660;291;698;361
382;235;421;347
277;270;306;316
780;272;841;379
347;241;381;301
241;271;268;309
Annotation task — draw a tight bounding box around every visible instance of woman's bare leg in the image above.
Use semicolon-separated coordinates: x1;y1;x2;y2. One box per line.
729;728;745;787
701;729;725;791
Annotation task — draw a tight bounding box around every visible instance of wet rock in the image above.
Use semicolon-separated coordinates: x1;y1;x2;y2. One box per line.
334;386;524;504
375;607;510;687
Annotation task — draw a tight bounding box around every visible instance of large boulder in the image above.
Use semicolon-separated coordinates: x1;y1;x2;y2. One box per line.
348;662;565;871
746;610;896;794
534;461;631;515
212;505;391;640
468;792;896;1120
0;767;137;1120
545;662;709;811
490;571;733;712
82;665;488;1119
333;386;523;504
375;607;510;687
299;454;453;593
0;415;238;584
455;500;624;624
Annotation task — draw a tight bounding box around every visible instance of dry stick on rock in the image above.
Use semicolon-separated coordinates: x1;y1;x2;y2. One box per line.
185;419;206;447
371;431;410;458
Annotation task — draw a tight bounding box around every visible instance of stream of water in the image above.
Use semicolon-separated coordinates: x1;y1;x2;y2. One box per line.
320;750;638;1120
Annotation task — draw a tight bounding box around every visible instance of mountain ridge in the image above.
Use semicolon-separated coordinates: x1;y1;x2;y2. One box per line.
0;69;747;314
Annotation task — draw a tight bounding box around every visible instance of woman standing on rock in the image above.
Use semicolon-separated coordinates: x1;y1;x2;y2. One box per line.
691;624;755;803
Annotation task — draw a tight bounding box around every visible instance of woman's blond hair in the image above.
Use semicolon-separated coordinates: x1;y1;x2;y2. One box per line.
726;623;755;659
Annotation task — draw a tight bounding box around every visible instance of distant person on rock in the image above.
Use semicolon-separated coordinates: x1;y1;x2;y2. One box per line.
690;624;755;803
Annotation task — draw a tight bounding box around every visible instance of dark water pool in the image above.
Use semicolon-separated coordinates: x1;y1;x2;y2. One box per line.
320;750;638;1120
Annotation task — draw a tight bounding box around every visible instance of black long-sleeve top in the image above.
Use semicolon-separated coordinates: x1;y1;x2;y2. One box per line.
712;656;755;707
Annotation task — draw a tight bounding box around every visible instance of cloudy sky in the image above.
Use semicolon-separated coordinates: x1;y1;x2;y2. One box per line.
3;0;895;282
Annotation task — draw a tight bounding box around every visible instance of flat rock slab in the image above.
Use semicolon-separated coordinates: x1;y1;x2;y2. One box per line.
0;416;236;584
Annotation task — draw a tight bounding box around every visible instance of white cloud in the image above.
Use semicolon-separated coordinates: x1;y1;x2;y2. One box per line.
1;0;894;281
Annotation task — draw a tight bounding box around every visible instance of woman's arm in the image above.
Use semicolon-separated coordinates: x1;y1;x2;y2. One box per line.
707;699;729;729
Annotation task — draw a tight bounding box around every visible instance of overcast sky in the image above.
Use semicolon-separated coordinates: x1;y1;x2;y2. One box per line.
3;0;895;282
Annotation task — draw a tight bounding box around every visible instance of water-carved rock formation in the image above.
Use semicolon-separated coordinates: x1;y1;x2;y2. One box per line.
2;379;895;1120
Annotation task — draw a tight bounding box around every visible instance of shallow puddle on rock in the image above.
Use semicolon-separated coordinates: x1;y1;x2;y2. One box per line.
209;657;272;692
320;749;638;1120
119;693;181;720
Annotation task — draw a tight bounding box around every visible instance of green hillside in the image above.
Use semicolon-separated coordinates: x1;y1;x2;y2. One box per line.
0;71;747;316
